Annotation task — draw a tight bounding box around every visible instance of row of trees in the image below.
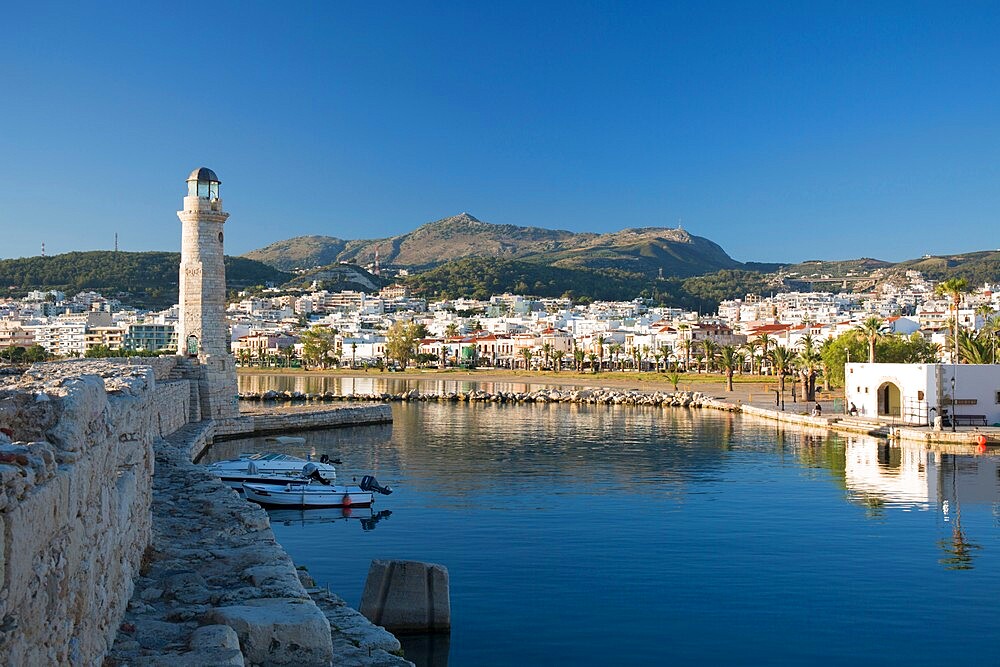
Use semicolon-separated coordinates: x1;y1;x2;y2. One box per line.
83;345;167;358
1;345;51;364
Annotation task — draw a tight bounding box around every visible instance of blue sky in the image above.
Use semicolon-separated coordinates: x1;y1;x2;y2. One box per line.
2;1;999;263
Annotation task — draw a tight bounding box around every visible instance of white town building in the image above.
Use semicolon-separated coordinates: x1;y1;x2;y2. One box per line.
845;363;1000;426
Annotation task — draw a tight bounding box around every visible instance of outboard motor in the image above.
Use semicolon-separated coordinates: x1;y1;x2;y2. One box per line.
359;475;393;495
301;462;332;485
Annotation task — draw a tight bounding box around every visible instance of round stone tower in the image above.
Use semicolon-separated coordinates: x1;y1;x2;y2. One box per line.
177;167;238;419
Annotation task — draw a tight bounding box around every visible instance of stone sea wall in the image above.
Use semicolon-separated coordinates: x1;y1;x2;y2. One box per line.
0;359;406;666
247;404;394;434
0;360;187;665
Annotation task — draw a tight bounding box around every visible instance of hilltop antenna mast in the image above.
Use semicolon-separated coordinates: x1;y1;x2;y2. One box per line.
41;242;45;257
374;246;380;276
115;232;118;253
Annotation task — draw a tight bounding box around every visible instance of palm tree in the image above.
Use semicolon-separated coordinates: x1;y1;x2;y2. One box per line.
609;343;622;370
854;316;885;363
541;342;552;370
702;339;719;373
665;371;680;391
551;349;565;372
982;315;1000;364
659;344;671;372
958;329;991;365
445;322;460;337
520;347;533;370
718;345;742;392
797;347;822;402
573;347;585;372
935;277;969;363
798;333;816;356
680;339;693;371
587;352;599;373
753;334;772;375
742;339;759;375
769;345;796;409
596;335;606;372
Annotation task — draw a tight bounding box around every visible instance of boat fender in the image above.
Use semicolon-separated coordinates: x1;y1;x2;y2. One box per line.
342;494;352;507
976;434;988;446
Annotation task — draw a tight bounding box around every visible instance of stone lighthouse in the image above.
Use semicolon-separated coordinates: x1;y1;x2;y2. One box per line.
177;167;238;419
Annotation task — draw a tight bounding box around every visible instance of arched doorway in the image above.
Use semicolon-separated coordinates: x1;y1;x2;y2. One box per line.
877;382;901;417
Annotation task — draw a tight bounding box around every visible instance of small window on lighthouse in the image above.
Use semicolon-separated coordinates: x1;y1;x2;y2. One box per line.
218;232;224;243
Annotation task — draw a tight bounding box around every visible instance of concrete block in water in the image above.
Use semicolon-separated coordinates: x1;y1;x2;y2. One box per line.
360;560;451;633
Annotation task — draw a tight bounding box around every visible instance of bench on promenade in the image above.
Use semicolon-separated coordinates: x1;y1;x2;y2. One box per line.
950;414;988;427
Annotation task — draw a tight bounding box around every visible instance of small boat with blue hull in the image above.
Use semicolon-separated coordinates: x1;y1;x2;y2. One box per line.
242;474;392;509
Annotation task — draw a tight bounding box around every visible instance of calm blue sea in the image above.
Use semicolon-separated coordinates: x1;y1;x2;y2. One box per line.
203;377;1000;666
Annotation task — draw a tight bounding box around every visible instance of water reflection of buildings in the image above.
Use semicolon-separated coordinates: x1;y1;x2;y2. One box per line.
240;373;605;397
844;438;1000;508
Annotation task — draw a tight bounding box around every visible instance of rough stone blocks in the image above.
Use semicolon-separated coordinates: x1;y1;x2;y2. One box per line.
203;598;335;666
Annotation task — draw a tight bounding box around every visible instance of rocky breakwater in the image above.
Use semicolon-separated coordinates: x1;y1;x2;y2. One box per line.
241;387;736;409
0;359;188;665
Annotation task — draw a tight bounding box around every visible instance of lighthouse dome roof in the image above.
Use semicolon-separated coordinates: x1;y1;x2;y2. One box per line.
186;167;220;183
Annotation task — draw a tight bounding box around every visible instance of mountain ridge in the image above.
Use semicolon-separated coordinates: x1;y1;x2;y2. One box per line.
243;213;750;277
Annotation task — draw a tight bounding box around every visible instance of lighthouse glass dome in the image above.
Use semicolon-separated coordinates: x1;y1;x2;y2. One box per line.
186;167;221;200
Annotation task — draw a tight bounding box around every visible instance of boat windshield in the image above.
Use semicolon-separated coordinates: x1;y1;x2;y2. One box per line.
247;453;299;462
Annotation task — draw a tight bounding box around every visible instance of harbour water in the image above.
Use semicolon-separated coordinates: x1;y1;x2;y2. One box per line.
204;375;1000;665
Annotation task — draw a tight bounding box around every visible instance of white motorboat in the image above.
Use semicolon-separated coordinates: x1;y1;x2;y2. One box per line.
206;452;337;489
243;474;393;509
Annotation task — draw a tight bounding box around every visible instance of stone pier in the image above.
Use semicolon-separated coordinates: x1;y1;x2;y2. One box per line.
0;358;403;666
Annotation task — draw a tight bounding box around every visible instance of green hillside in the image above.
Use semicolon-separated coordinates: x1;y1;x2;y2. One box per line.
892;250;1000;283
402;256;776;311
0;251;291;309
